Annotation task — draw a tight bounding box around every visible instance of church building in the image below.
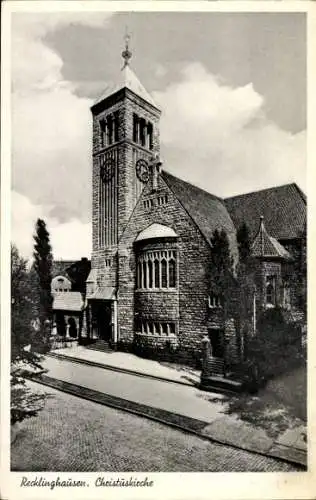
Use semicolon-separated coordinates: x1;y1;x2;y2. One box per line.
82;41;306;371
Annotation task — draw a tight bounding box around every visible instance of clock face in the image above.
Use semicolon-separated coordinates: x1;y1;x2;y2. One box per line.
136;158;149;183
100;155;115;182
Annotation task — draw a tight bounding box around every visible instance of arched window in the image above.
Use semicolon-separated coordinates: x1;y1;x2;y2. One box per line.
133;113;139;143
161;259;167;288
169;323;176;335
266;276;276;306
148;260;153;289
100;119;106;147
147;122;153;150
136;250;177;290
154;259;160;288
107;115;113;145
137;262;142;289
161;323;168;335
168;259;176;288
114;111;119;142
142;261;147;289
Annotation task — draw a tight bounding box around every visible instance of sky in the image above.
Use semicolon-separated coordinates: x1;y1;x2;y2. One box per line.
11;11;306;260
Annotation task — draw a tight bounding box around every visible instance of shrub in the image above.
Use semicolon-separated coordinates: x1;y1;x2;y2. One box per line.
239;307;304;392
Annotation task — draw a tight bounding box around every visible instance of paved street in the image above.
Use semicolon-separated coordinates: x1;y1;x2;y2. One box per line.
11;381;297;472
41;356;226;423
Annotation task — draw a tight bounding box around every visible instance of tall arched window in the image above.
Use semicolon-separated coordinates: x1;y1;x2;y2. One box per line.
142;261;147;289
137;262;141;289
154;259;160;288
100;119;106;147
114;111;119;142
148;260;153;288
161;259;167;288
266;276;276;306
169;258;176;288
106;116;113;145
133;113;139;143
139;118;146;147
137;250;177;289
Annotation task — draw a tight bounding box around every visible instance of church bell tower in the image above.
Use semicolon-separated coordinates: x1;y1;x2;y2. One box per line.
91;37;161;253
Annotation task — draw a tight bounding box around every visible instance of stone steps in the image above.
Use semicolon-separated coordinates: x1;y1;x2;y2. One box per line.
200;375;243;395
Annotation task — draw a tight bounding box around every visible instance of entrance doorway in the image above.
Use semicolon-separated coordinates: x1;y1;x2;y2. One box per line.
91;301;112;342
208;328;224;358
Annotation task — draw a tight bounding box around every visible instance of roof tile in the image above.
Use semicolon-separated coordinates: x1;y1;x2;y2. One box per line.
225;183;306;240
52;292;84;312
162;171;238;260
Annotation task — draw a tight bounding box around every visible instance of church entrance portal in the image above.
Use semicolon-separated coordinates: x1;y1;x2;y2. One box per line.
91;301;112;342
208;328;224;358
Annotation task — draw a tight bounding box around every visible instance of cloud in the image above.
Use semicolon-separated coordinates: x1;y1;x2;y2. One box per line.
154;62;306;197
154;63;168;79
11;13;113;256
12;191;91;261
11;18;306;259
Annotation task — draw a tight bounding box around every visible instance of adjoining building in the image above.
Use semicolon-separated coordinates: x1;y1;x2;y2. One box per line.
51;258;91;339
78;42;306;370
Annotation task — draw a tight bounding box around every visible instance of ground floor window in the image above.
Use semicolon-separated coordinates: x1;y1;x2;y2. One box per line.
283;278;291;309
135;319;176;336
208;293;223;308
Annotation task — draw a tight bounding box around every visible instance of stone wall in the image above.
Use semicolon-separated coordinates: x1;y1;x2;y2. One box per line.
91;89;161;282
117;174;212;362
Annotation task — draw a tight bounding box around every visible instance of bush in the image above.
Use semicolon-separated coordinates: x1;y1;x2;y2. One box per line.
11;372;45;425
239;307;304;392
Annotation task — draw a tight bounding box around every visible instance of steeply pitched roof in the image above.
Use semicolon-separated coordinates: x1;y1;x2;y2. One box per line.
52;292;84;312
94;65;158;109
89;287;116;301
225;183;306;241
252;217;292;260
162;171;238;259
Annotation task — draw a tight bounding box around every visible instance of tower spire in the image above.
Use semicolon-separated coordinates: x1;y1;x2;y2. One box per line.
122;30;132;68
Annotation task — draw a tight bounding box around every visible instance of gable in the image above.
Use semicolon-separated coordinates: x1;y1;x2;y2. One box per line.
118;173;208;250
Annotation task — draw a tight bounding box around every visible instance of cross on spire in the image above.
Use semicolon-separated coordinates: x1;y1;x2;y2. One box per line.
122;30;132;68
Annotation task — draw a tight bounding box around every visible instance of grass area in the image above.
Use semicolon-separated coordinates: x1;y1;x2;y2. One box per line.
207;365;307;438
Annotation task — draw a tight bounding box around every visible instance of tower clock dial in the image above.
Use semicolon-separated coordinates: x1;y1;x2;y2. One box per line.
100;156;115;182
136;158;149;183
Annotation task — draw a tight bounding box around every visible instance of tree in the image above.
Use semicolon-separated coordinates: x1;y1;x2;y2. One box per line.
11;244;45;424
237;221;251;267
33;219;53;325
209;229;234;298
235;222;255;361
209;229;234;373
66;258;91;295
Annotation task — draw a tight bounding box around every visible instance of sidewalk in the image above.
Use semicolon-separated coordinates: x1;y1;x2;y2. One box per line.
48;344;201;386
35;351;307;468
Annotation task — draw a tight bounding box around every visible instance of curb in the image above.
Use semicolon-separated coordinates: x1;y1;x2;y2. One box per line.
46;352;199;388
27;373;306;469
